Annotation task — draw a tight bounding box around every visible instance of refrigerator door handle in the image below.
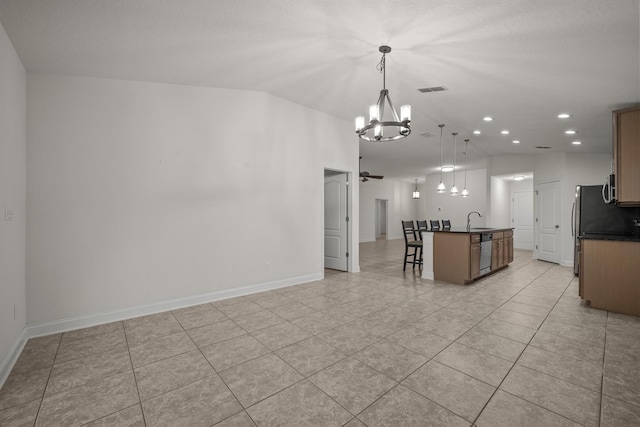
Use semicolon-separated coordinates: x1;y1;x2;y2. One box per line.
571;202;575;237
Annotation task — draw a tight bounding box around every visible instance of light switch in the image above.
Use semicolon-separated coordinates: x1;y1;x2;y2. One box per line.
4;204;14;221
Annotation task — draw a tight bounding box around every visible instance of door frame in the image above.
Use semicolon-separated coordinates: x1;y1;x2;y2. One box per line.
375;199;388;240
323;168;353;272
534;179;562;263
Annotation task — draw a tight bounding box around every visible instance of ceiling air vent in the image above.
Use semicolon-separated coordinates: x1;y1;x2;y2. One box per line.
535;146;551;149
420;132;435;138
418;86;447;93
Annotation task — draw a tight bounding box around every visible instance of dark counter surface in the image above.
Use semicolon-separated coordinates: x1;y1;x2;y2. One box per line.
580;233;640;242
427;227;513;234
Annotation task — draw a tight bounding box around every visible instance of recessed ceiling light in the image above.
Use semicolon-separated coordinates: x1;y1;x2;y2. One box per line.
513;176;525;181
572;141;582;145
558;113;572;119
501;130;510;135
473;130;481;135
441;165;454;172
483;116;493;121
512;140;520;144
565;130;577;135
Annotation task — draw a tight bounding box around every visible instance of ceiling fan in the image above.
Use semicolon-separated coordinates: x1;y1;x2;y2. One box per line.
359;156;384;182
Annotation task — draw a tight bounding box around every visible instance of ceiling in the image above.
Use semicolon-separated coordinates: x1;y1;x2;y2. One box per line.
1;0;638;181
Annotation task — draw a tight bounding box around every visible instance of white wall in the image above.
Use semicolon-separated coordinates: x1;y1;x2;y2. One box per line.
421;169;488;228
359;180;418;242
26;74;358;326
490;176;510;229
0;22;27;382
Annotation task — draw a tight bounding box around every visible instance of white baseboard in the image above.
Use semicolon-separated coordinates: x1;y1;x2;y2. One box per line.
421;270;434;280
26;272;322;339
0;272;321;389
0;329;28;391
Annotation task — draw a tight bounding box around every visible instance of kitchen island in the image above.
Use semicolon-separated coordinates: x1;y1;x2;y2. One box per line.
420;227;513;285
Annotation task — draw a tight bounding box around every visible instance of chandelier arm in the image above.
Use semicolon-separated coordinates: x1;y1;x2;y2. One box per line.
384;92;401;123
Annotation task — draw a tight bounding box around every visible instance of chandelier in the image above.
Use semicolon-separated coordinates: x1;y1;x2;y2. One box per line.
355;46;411;142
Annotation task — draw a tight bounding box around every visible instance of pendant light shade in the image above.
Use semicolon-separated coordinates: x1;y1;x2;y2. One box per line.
412;179;420;199
461;139;470;197
436;124;446;193
450;132;459;196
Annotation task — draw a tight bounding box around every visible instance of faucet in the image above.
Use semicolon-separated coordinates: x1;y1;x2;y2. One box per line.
467;211;482;231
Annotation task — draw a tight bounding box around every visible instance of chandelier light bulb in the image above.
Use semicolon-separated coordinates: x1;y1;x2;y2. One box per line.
355;116;365;131
461;188;469;197
450;185;459;196
437;181;446;193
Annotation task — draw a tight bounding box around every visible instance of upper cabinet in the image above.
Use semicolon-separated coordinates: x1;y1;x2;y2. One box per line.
613;106;640;206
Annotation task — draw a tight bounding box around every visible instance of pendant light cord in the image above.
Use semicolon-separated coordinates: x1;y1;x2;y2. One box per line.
439;124;445;181
452;133;458;186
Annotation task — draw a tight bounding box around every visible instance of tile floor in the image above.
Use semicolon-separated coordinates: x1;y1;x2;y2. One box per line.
1;239;640;426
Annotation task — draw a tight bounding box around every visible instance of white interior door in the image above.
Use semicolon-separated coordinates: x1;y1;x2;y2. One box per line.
512;190;534;250
536;181;561;263
324;173;348;271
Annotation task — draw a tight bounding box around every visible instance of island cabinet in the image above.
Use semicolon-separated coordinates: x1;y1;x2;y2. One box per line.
581;239;640;316
613;106;640;206
434;228;514;285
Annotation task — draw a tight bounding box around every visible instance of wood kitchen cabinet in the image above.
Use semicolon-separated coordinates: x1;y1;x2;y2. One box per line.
434;228;513;285
613;106;640;206
581;239;640;316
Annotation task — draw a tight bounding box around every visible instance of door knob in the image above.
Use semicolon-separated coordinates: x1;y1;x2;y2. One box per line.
554;225;559;228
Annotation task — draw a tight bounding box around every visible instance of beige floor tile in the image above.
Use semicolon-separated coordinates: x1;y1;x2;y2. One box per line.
0;367;50;411
488;308;545;330
290;311;345;335
342;418;368;427
602;363;640;407
386;324;452;358
47;348;132;395
529;331;604;364
141;375;242;427
358;385;469;426
456;328;525;362
186;319;246;348
517;345;603;392
0;399;40;427
134;349;215;401
55;327;128;363
11;343;58;374
475;317;537;344
171;305;228;329
276;336;346;377
233;309;286;333
268;301;317;320
402;361;495;422
538;319;605;346
201;334;270;372
61;321;123;342
23;334;61;351
317;324;381;355
600;395;640;427
476;390;581;426
217;300;266;318
128;330;197;368
219;353;303;407
250;321;311;351
434;343;513;387
36;371;139;426
83;404;145;426
498;300;552;317
214;410;256;426
247;380;352;426
309;357;396;415
353;340;428;382
500;365;600;426
123;312;183;342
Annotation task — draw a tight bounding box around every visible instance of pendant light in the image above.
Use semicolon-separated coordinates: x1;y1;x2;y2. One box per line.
461;139;470;197
412;179;420;199
450;132;459;196
436;124;446;193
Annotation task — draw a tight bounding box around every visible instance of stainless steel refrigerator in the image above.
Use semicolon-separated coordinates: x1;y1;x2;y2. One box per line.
572;185;640;275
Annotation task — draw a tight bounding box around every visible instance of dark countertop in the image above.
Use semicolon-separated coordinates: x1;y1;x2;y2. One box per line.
428;227;513;234
580;233;640;242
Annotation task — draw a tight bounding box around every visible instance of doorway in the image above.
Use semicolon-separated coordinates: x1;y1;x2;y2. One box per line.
375;199;388;240
536;180;561;264
512;190;534;250
324;170;350;271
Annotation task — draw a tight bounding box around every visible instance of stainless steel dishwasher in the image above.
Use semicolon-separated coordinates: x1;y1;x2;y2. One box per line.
480;233;492;275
